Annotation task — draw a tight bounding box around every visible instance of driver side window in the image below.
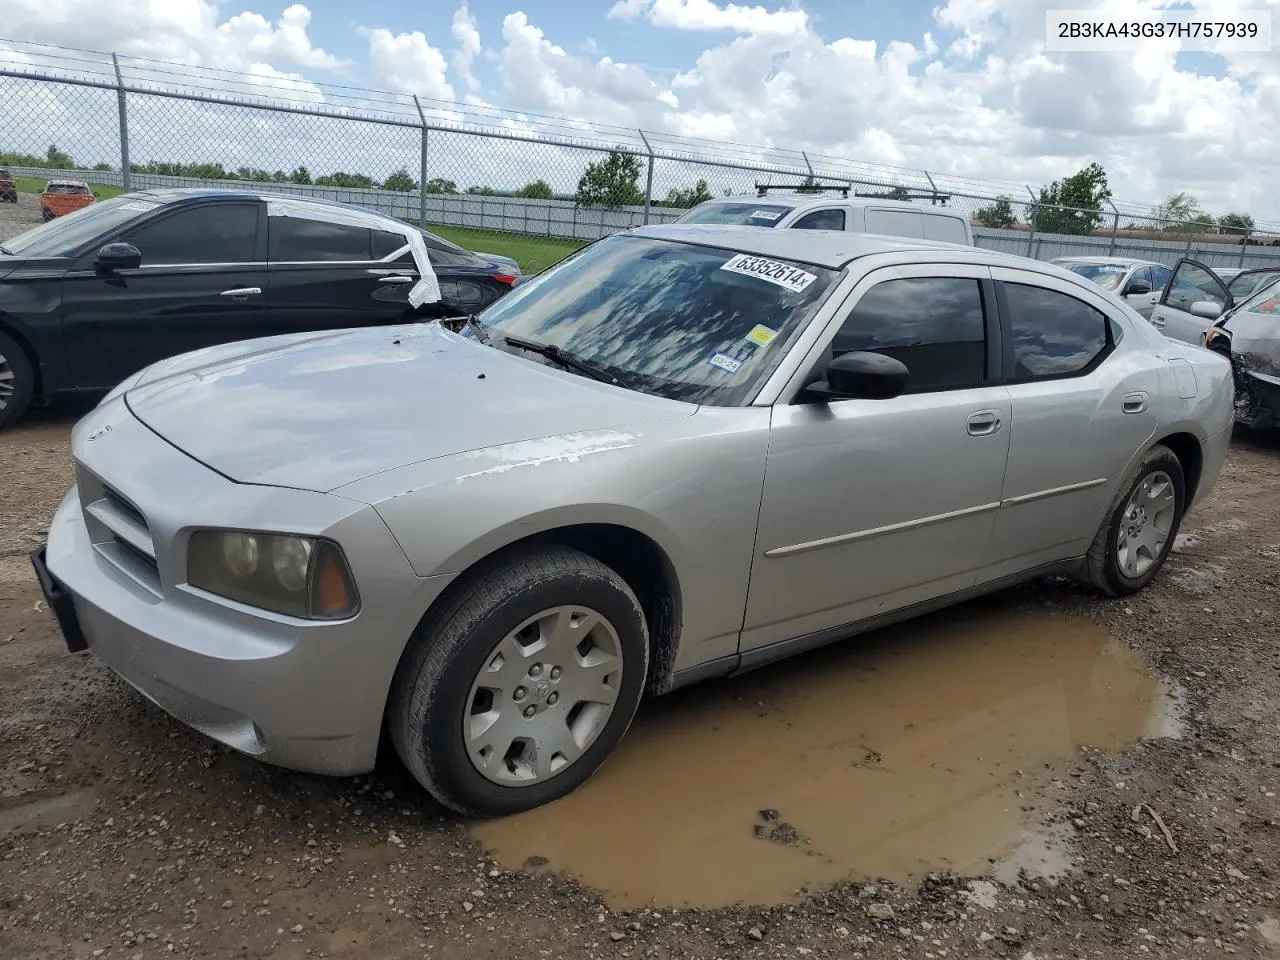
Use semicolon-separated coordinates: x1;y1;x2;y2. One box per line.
832;277;987;392
125;203;260;266
1164;262;1226;315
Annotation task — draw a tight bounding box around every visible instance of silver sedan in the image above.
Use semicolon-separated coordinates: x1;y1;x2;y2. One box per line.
34;226;1234;816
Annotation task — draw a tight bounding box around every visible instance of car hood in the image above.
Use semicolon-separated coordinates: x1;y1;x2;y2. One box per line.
124;324;695;492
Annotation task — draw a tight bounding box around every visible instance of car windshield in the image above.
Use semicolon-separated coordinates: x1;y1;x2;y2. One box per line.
470;234;840;405
1063;262;1128;291
1228;270;1280;300
1231;273;1280;315
3;195;162;257
677;203;793;227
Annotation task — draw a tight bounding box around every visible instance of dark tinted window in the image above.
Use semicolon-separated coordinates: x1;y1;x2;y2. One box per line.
371;228;408;259
1132;267;1154;292
126;203;259;265
792;209;846;231
269;216;371;261
833;277;986;391
1004;283;1109;380
1149;264;1172;292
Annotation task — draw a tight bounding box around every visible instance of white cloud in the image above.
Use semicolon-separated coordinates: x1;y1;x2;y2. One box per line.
611;0;810;37
362;27;455;101
451;4;482;95
0;0;346;74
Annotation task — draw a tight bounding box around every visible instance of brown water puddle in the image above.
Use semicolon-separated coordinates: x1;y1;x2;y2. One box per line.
470;599;1180;908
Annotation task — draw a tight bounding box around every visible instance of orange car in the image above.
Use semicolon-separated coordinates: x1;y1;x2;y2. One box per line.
40;180;96;221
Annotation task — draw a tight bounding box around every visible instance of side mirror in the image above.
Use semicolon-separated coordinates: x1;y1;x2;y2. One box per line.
808;350;908;401
95;242;141;272
1190;300;1223;320
1123;281;1152;296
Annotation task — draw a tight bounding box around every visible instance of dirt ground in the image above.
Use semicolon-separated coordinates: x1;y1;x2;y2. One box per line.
0;192;45;242
2;409;1279;960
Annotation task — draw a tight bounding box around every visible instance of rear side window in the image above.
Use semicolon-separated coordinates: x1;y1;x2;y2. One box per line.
833;277;986;392
1003;283;1110;380
269;216;372;262
864;208;924;239
792;209;846;231
922;215;969;245
126;203;259;265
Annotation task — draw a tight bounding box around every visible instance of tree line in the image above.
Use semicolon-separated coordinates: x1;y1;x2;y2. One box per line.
4;144;1264;229
973;163;1257;236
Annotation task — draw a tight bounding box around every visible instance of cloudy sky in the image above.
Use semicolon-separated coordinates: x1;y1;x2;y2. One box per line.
4;0;1280;220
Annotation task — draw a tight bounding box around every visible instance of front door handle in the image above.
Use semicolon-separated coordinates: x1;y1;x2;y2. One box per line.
1122;392;1149;415
377;275;415;285
220;287;262;299
966;410;1002;437
1149;315;1167;327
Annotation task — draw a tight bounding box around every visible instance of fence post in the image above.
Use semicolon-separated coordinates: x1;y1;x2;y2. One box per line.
1025;185;1038;258
1107;198;1120;256
112;53;131;192
638;130;654;225
923;170;938;205
413;95;428;228
1238;235;1249;268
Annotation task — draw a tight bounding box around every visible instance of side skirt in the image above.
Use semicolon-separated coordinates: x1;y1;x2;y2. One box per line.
666;559;1084;693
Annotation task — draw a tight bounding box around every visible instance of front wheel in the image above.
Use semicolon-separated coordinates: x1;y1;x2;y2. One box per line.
1081;444;1185;596
389;546;649;816
0;330;36;431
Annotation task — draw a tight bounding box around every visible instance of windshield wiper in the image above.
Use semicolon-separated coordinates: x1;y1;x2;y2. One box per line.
503;335;620;385
445;313;490;344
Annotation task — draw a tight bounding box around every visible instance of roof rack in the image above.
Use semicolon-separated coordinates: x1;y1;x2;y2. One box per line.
755;182;850;198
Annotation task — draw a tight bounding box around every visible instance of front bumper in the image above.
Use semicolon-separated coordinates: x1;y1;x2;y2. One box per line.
36;400;453;776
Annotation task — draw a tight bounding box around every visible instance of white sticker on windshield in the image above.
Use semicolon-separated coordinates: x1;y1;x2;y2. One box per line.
749;209;784;221
120;202;154;211
707;352;743;374
720;253;816;293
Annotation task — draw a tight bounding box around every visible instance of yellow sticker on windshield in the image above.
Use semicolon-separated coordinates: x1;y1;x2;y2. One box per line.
745;324;778;347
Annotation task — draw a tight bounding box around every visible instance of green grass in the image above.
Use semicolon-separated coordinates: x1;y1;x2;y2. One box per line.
13;176;124;201
428;225;584;274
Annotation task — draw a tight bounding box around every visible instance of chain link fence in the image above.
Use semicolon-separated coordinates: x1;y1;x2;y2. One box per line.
3;38;1279;270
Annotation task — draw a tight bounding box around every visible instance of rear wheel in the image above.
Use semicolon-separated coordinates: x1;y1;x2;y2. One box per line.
389;545;649;816
0;330;35;431
1081;444;1185;596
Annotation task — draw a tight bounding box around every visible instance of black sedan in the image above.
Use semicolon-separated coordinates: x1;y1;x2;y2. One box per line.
0;188;523;428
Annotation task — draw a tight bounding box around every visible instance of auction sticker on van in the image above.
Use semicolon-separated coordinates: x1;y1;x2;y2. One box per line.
720;254;817;293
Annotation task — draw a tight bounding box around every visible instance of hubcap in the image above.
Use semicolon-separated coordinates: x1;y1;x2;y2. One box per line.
0;348;13;411
1116;470;1176;579
464;605;624;786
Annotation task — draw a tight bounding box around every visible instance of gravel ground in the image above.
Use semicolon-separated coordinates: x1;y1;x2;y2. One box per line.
0;192;45;242
1;412;1279;960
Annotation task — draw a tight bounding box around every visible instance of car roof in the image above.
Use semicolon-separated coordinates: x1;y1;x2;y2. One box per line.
704;193;968;216
631;223;1075;272
1050;256;1160;267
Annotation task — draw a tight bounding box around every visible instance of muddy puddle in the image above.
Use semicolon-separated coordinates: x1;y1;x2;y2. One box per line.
471;599;1181;908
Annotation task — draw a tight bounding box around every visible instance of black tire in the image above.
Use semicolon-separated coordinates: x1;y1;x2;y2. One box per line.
0;329;36;431
1080;444;1185;596
389;545;649;817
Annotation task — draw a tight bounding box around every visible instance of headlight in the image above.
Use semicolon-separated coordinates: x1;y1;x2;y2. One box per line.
187;530;359;620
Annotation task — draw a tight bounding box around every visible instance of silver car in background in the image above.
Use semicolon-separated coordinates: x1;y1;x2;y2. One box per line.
33;227;1234;817
1048;256;1172;319
1148;257;1280;345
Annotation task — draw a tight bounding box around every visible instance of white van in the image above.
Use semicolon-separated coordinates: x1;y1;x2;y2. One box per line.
676;186;974;246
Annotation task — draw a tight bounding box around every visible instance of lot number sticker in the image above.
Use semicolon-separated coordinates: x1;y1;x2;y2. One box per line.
749;209;784;221
720;254;817;293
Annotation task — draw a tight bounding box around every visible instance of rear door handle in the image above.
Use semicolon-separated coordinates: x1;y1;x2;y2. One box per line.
219;287;261;299
377;275;415;285
966;410;1002;437
1122;392;1149;415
